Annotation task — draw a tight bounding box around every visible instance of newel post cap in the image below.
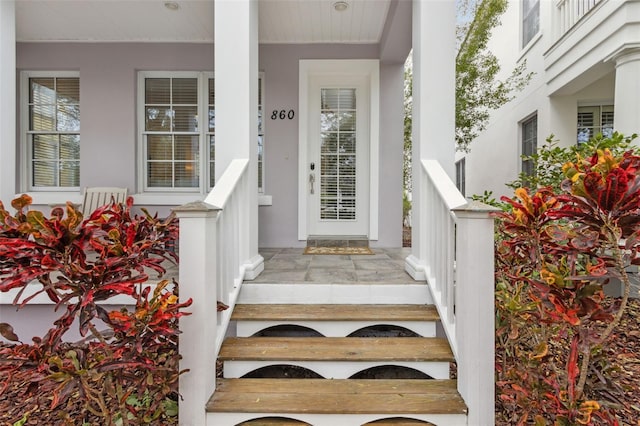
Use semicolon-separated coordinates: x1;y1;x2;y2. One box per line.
172;200;221;218
452;200;500;218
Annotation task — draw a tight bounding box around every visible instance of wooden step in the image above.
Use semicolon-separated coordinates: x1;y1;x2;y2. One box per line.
232;304;439;337
220;337;453;362
208;378;467;414
220;337;453;379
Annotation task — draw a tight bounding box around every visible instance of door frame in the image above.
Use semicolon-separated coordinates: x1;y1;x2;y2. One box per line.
298;59;379;241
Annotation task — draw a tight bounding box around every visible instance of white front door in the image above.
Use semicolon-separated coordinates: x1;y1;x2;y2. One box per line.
306;74;370;236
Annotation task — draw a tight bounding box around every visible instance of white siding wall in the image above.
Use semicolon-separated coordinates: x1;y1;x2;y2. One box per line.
463;0;630;200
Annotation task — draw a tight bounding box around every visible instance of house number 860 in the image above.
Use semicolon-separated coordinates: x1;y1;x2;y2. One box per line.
271;109;295;120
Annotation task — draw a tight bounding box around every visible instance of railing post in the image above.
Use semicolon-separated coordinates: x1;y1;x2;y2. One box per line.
453;201;498;426
173;201;221;426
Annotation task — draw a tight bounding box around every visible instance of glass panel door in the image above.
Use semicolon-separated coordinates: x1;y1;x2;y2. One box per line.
319;88;357;221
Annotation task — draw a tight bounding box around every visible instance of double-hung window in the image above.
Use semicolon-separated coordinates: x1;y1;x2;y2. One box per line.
141;72;202;191
521;114;537;184
577;105;614;143
139;71;265;193
522;0;540;47
23;72;80;190
455;158;466;196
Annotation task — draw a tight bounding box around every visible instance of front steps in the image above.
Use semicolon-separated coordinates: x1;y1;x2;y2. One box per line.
220;336;452;379
232;304;439;337
209;379;467;426
207;288;467;425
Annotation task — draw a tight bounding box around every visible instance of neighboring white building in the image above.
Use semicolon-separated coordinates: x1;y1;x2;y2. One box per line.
459;0;640;199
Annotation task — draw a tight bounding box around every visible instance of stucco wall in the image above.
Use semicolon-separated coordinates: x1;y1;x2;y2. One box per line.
15;42;404;248
0;304;126;343
259;44;403;247
17;42;214;198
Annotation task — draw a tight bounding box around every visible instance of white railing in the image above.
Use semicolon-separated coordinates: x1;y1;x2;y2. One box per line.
420;159;497;425
203;158;251;347
173;158;250;426
555;0;602;38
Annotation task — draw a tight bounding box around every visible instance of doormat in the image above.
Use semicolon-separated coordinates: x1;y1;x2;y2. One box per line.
303;246;374;255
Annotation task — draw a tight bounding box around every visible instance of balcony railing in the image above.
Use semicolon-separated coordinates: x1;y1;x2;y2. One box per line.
555;0;602;38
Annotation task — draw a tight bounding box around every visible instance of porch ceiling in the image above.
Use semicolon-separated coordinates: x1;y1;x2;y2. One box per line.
15;0;392;44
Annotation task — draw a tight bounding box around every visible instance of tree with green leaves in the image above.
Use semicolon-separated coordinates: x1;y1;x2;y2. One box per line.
455;0;533;152
403;54;413;197
403;0;533;196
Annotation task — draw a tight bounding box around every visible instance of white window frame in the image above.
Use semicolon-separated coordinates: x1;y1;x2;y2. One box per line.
257;73;265;194
137;71;266;195
522;0;540;48
207;72;266;193
520;113;538;181
137;71;206;193
577;103;614;144
20;71;81;192
455;158;466;197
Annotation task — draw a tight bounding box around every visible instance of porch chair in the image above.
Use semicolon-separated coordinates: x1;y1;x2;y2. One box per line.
80;187;128;214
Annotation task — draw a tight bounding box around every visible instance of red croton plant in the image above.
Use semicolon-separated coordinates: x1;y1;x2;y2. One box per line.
495;147;640;425
0;195;191;425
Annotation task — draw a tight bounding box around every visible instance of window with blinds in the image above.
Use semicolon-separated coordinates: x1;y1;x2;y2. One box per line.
144;77;200;189
577;105;614;144
208;76;265;192
257;77;264;193
522;0;540;47
320;88;357;221
140;72;265;193
521;114;537;184
208;78;215;189
27;75;80;189
455;158;466;196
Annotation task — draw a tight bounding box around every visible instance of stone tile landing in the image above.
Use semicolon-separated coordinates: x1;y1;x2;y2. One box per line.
251;248;414;285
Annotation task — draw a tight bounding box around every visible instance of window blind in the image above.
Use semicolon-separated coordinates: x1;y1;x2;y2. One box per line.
28;76;80;189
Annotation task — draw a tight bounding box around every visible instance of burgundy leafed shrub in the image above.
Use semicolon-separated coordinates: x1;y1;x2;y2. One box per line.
0;195;190;425
495;139;639;425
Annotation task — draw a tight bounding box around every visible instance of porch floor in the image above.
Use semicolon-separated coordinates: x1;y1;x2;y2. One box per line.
251;247;415;284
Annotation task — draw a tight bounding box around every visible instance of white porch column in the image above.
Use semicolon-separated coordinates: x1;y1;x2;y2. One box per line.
0;0;16;202
611;47;640;138
407;0;456;278
214;0;263;278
